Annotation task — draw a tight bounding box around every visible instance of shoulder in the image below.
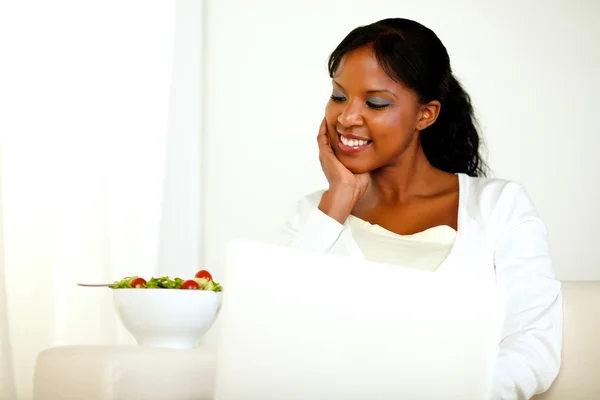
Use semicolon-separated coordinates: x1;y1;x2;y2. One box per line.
461;174;542;230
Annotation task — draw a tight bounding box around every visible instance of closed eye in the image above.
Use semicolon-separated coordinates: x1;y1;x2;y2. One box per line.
366;96;392;110
330;88;347;103
330;91;392;110
366;101;390;110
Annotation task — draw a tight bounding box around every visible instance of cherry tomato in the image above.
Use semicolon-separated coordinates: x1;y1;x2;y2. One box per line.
194;270;213;280
181;279;200;290
130;277;147;288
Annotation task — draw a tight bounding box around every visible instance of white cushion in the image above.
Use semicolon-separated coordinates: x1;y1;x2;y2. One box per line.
33;346;216;400
534;281;600;399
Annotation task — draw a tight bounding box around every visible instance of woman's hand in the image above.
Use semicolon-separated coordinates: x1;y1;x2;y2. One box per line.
317;117;370;224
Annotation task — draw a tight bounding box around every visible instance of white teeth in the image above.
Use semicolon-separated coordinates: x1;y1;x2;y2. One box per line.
340;135;369;147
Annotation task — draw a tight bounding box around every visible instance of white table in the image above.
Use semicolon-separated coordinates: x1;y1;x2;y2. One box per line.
33;346;217;400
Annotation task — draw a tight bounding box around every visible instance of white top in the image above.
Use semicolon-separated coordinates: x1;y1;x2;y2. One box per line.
348;215;456;271
281;173;562;400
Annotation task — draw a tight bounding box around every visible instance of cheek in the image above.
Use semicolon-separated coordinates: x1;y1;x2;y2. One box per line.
324;102;340;133
324;101;337;120
370;107;417;139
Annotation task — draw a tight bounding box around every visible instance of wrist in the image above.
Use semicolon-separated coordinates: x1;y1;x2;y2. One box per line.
318;187;356;224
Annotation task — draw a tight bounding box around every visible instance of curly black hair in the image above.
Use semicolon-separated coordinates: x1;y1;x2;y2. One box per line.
328;18;487;177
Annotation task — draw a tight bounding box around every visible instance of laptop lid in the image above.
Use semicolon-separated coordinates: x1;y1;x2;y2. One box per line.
214;240;505;400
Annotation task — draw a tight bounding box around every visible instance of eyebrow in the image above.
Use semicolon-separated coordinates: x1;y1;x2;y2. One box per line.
333;80;398;100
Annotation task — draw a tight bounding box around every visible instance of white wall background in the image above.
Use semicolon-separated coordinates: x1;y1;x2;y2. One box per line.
0;1;204;397
203;0;600;281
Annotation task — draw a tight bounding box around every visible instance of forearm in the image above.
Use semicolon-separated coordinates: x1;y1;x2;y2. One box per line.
318;188;356;225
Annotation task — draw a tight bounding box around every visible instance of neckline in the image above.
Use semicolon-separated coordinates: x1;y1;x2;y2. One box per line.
348;215;457;239
426;173;465;272
345;173;467;272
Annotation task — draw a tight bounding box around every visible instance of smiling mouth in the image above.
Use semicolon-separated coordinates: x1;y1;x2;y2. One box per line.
337;134;372;153
339;134;370;147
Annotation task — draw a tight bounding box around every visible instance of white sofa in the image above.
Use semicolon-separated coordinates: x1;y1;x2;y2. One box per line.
533;281;600;399
34;281;600;399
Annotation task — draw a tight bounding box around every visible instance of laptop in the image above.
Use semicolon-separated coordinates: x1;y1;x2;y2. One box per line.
214;240;506;400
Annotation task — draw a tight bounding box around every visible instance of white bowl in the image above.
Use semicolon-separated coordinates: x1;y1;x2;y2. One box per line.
113;289;222;349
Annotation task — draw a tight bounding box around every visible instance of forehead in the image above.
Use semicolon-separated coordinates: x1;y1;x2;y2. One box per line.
333;46;400;90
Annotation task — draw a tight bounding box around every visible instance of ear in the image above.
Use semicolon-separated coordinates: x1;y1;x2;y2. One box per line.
416;100;441;131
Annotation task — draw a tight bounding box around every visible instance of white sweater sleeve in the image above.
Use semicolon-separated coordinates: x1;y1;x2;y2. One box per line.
279;193;345;253
491;184;562;400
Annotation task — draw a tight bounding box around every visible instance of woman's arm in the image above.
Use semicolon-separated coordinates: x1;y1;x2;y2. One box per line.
279;192;346;253
492;185;562;400
279;118;370;252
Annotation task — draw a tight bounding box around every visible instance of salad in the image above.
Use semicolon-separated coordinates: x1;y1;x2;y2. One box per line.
110;269;222;292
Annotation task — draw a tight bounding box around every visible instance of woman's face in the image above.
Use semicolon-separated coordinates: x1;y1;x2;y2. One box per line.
324;46;425;174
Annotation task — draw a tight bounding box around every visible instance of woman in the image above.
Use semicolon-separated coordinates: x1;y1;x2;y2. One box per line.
281;18;562;400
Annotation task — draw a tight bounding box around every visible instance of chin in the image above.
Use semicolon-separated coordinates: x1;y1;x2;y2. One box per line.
339;158;373;175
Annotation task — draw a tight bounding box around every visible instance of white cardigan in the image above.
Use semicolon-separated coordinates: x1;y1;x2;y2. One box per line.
281;173;562;400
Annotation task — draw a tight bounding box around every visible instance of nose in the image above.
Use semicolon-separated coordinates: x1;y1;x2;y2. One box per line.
337;100;364;128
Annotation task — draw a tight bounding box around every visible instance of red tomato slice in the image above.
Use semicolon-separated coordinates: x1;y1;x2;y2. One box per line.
194;270;213;280
181;279;200;290
130;277;147;288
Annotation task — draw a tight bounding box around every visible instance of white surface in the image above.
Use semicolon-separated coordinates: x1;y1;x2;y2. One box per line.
0;1;203;397
0;145;15;400
214;240;506;400
202;0;600;281
114;289;221;349
33;346;216;400
158;0;204;278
